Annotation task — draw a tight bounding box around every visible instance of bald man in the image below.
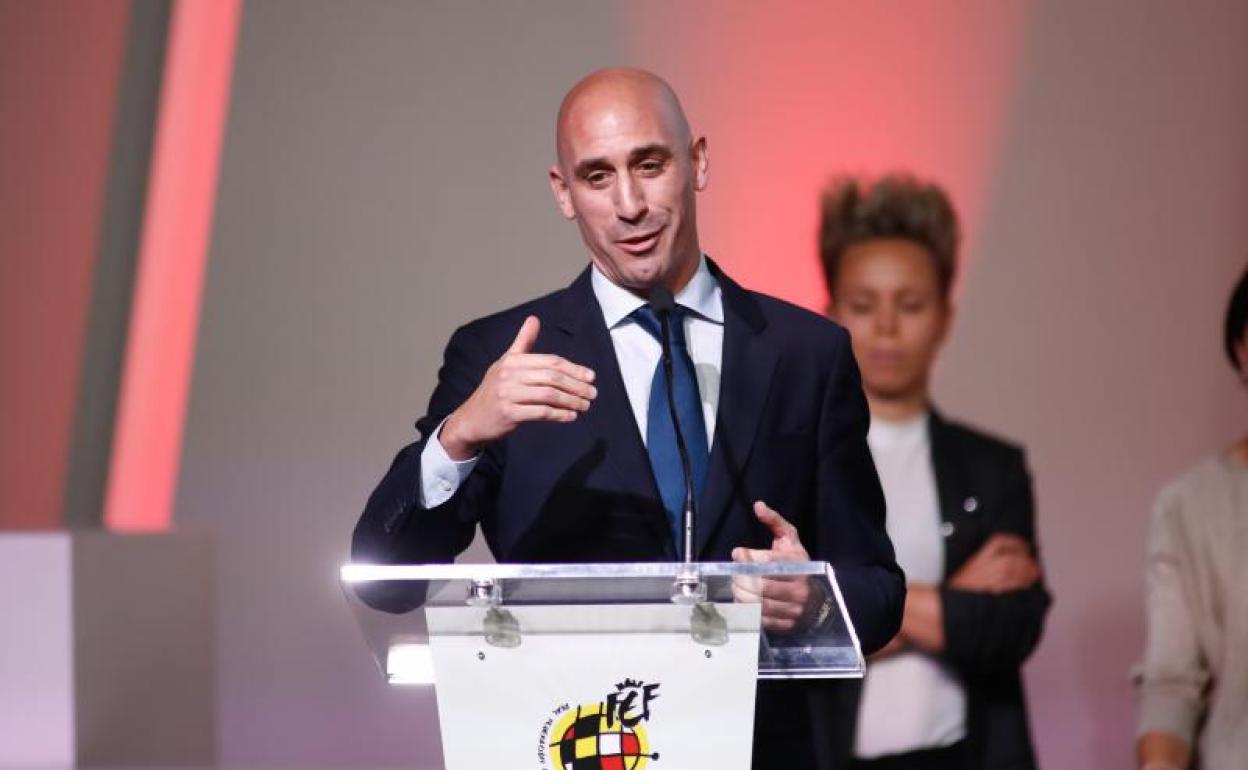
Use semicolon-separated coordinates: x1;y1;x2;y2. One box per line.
353;68;903;769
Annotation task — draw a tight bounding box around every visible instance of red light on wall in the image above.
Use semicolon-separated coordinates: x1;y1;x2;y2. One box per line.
623;1;1030;310
103;0;242;532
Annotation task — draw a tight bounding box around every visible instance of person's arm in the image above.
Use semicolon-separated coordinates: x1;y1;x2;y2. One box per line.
352;323;498;576
352;316;597;569
897;583;944;651
415;418;482;508
1136;730;1191;770
938;452;1051;678
810;329;905;654
896;533;1042;654
1134;488;1208;767
729;330;904;647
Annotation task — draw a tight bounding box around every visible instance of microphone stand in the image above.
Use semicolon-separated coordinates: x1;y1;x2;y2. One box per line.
650;288;706;605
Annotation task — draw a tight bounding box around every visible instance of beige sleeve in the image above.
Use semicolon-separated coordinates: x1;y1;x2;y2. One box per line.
1134;486;1209;743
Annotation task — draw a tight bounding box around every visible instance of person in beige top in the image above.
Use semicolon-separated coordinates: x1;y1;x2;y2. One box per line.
1135;266;1248;770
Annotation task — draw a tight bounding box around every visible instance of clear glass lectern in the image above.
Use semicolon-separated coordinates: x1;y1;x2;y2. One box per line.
341;561;864;683
342;561;864;770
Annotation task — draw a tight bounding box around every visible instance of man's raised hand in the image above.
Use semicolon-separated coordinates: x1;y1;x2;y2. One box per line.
439;316;596;460
730;501;818;633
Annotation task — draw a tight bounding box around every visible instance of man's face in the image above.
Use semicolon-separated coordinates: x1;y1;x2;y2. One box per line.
827;238;951;404
549;87;708;294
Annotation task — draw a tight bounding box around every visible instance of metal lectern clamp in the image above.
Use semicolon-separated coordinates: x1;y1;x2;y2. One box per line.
466;577;499;607
670;567;707;605
465;578;521;648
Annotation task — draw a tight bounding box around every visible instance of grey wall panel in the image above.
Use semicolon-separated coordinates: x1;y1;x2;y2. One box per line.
73;532;215;765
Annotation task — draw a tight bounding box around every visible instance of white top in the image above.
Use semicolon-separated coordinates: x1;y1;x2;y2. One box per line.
419;257;724;508
854;412;967;758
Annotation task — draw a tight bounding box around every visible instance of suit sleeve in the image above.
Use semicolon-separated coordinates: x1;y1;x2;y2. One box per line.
813;330;906;655
352;323;502;572
940;447;1051;679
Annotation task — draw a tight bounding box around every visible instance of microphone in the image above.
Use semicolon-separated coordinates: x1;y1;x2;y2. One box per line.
649;286;697;565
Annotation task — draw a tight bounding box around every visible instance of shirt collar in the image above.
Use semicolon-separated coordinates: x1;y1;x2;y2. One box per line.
590;255;724;329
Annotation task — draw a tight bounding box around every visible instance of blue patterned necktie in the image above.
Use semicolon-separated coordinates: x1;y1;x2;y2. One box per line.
631;303;710;557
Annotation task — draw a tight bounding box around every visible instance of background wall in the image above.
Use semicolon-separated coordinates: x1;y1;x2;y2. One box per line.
937;4;1248;762
0;0;131;529
173;2;625;764
177;2;1248;767
3;0;1245;767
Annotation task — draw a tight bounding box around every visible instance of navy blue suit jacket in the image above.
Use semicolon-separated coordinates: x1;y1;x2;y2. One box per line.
352;262;904;768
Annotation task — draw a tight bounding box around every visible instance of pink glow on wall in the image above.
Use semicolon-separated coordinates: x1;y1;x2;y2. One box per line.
0;0;131;529
104;0;242;532
623;1;1030;311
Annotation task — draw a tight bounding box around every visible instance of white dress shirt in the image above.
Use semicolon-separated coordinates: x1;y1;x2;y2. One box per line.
419;256;724;508
854;412;967;758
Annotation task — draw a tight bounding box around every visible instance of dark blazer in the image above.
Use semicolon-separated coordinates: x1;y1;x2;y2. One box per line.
922;409;1051;770
353;261;905;768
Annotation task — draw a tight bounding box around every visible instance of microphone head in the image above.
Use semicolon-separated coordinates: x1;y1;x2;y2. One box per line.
649;285;676;316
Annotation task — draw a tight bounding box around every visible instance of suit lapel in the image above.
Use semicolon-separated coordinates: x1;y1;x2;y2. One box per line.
551;269;674;557
696;264;778;557
928;408;977;571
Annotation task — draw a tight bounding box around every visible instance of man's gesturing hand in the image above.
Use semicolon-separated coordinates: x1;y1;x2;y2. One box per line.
730;501;818;633
439;316;597;460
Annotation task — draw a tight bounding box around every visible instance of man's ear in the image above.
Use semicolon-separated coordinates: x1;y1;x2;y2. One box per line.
548;165;576;220
690;136;709;191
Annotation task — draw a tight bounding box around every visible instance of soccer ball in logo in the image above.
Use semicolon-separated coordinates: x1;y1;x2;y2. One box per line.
549;702;658;770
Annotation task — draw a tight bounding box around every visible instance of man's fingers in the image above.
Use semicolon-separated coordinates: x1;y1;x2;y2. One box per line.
733;546;775;564
760;597;805;621
507;315;541;354
731;575;762;602
507;353;596;384
504;403;579;424
753;500;798;542
761;617;795;632
517;368;598;401
755;576;807;603
732;579;805;629
759;596;805;632
510;385;591;412
501;318;598;387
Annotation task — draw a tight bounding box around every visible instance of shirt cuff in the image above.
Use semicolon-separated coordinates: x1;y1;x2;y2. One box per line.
419;419;480;508
1135;687;1202;744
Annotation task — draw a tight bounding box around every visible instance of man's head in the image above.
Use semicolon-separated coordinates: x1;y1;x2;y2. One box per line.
820;174;960;406
549;68;708;296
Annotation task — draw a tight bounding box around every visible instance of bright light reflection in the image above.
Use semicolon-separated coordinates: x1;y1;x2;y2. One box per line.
387;643;436;685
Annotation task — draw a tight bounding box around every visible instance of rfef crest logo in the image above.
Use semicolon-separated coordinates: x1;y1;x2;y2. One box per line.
538;678;661;770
